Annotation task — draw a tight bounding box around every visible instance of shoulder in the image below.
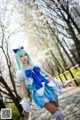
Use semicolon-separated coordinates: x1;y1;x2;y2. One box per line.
16;70;25;82
16;70;24;77
33;63;42;69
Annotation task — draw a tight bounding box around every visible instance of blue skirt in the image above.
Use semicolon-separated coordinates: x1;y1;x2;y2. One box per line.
32;84;57;108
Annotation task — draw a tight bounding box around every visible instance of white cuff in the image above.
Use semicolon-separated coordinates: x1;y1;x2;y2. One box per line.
47;80;56;87
20;97;31;112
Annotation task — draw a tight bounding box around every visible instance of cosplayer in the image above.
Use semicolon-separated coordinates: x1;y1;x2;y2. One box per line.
13;47;64;120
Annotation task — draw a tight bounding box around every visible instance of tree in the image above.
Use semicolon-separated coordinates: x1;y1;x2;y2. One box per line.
0;0;26;116
43;0;80;61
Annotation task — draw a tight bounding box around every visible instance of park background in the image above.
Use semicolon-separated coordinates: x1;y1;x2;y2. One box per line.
0;0;80;120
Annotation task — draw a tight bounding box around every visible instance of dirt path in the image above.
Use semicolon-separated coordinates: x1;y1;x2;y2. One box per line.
30;87;80;120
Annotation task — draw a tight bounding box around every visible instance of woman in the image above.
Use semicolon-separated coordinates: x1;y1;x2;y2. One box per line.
13;47;64;120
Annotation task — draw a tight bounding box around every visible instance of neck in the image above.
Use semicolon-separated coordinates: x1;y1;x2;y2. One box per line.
23;63;30;68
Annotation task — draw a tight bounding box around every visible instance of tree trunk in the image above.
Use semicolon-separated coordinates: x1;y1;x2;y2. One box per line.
67;21;80;62
0;99;5;110
50;50;64;73
46;21;75;66
56;4;80;61
62;38;78;64
57;0;80;33
54;38;68;69
0;76;23;117
0;100;13;120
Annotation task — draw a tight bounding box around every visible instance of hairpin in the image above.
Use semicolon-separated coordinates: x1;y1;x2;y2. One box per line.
13;47;24;53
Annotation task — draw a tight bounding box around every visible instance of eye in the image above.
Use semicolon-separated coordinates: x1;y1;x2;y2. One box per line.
25;53;28;56
20;55;23;57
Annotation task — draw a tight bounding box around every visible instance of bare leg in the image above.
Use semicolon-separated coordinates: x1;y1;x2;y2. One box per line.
44;102;57;114
51;96;59;108
44;100;64;120
54;96;59;107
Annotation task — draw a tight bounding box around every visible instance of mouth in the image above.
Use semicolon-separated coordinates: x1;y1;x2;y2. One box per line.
24;59;27;61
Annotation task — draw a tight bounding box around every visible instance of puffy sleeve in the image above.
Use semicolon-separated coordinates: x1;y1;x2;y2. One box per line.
33;63;49;77
16;70;25;82
41;67;49;77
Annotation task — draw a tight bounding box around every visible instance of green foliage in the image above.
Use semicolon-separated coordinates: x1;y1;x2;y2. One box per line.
56;67;80;85
6;103;28;120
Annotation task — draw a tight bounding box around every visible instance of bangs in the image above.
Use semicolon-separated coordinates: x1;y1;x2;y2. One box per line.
16;49;27;57
14;48;33;70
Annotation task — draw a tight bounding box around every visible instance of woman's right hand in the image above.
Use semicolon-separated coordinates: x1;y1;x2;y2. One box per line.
22;109;29;117
20;97;32;112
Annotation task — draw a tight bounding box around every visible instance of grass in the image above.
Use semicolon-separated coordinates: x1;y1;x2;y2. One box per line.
0;103;28;120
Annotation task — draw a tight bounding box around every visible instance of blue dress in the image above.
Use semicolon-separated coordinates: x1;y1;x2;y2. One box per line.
17;66;61;109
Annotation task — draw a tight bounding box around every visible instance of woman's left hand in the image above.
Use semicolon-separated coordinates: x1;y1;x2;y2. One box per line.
22;109;29;117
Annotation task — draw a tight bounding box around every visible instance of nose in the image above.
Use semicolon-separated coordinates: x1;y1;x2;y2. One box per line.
23;55;27;59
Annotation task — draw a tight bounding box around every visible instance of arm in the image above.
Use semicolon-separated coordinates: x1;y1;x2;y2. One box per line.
19;81;31;113
16;71;31;113
41;69;63;89
41;68;49;77
41;68;53;80
20;81;29;98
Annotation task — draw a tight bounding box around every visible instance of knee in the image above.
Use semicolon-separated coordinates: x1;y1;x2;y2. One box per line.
44;102;49;108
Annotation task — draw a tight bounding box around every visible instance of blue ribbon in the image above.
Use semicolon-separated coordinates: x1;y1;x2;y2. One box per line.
25;66;49;90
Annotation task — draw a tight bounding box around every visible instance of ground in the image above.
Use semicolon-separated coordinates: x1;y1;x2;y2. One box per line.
30;87;80;120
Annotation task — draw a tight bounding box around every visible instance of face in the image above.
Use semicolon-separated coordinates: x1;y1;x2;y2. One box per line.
20;53;28;64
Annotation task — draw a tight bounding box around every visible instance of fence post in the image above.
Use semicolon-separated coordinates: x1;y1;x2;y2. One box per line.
58;74;63;83
68;69;79;86
63;72;67;81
